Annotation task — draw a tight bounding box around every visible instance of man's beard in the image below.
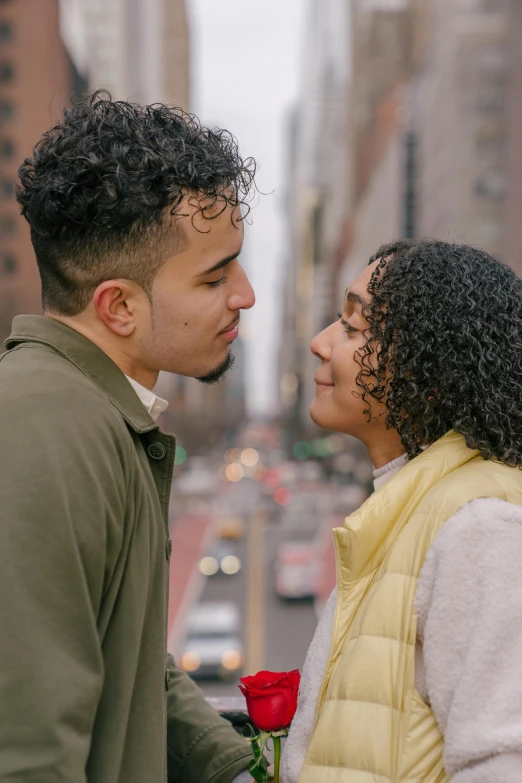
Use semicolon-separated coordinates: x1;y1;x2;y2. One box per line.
197;351;235;385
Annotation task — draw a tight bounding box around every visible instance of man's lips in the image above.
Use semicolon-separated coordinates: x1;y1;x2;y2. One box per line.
219;317;240;336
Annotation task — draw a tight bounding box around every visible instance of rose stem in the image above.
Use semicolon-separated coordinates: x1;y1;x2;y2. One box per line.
273;736;281;783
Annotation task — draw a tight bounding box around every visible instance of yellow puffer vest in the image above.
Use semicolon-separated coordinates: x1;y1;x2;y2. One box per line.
299;431;522;783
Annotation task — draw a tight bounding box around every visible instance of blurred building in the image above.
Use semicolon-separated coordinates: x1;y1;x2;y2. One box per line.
498;0;522;275
340;0;522;280
0;0;190;348
280;0;414;431
417;0;510;259
59;0;190;108
280;0;522;428
279;0;352;434
0;0;71;342
339;0;416;284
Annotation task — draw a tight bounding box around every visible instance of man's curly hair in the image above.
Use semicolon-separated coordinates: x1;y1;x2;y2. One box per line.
356;239;522;466
16;91;257;315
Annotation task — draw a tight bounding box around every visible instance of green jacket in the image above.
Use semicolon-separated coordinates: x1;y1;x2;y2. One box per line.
0;315;252;783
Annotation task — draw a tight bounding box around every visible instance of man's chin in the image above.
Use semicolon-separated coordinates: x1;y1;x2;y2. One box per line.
196;352;235;385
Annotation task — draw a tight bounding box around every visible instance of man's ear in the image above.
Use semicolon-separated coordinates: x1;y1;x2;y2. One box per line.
93;280;136;336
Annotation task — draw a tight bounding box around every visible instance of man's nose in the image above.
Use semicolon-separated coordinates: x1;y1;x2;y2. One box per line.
228;265;255;311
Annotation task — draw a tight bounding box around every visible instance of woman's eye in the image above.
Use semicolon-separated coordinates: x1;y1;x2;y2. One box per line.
207;275;227;288
337;312;357;334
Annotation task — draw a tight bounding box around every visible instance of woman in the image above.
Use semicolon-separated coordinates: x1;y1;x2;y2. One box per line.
282;239;522;783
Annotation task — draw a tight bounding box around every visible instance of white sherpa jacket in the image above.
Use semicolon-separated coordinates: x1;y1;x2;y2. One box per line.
282;497;522;783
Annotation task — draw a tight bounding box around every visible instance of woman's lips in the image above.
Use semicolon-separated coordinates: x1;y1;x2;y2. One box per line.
314;376;334;387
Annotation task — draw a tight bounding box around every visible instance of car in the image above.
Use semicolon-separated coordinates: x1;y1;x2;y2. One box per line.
274;541;317;600
178;601;244;681
198;540;242;576
217;516;245;540
176;457;218;496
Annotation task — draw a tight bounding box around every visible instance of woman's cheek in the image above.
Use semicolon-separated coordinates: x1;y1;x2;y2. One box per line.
332;343;360;389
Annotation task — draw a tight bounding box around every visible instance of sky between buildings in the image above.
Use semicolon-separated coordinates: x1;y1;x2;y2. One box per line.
190;0;307;415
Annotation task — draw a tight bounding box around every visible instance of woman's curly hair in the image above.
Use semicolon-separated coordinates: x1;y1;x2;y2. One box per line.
356;239;522;466
16;90;257;315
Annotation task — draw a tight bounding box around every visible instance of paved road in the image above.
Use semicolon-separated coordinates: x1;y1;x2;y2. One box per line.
197;479;319;700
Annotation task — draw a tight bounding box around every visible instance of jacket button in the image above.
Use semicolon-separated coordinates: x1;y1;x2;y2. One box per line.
148;442;167;460
166;538;172;560
165;669;170;690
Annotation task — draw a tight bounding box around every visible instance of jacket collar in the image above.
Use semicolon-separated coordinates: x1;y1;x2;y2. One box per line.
335;430;479;582
5;315;158;434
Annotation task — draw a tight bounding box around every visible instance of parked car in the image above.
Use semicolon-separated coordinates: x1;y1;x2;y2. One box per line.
178;601;244;681
274;541;317;600
198;540;242;576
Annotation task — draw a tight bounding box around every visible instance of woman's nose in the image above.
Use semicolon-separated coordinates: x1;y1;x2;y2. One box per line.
310;324;334;361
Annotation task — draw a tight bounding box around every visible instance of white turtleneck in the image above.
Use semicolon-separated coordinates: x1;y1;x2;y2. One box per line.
372;453;409;491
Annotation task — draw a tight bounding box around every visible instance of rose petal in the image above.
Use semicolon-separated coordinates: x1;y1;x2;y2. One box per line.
239;671;293;697
239;669;301;731
245;692;290;732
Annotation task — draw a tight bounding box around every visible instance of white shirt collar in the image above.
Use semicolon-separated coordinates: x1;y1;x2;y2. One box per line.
125;375;169;421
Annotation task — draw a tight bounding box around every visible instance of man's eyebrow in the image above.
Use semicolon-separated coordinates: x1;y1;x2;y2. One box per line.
344;289;369;308
196;252;240;277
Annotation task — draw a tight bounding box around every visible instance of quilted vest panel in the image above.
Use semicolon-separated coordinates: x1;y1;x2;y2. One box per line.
299;432;522;783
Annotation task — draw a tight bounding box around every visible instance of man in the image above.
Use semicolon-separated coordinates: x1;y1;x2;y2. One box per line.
0;92;258;782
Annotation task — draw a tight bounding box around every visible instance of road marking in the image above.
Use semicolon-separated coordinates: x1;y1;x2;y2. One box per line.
245;507;266;674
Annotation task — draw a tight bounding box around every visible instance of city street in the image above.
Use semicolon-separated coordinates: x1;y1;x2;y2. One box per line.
199;512;318;699
170;476;319;700
5;4;522;783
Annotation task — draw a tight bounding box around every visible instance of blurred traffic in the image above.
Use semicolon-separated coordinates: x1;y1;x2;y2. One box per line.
179;602;244;681
168;421;371;698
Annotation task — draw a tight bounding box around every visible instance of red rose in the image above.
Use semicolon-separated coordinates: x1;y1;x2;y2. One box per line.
239;669;300;732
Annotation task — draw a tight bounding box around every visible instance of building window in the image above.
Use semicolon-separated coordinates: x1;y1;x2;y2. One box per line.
476;92;504;115
0;99;13;121
0;21;12;42
403;132;417;238
475;121;504;156
69;56;89;99
0;216;15;236
478;48;507;82
0;179;13;197
481;0;504;12
0;252;16;275
474;172;505;201
0;61;13;82
0;137;13;157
